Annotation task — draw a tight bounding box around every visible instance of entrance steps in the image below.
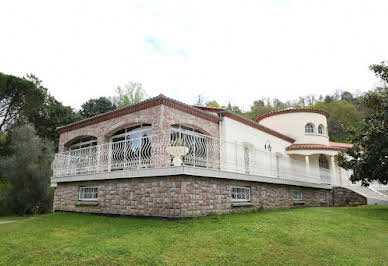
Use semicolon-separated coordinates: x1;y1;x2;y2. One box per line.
344;186;388;205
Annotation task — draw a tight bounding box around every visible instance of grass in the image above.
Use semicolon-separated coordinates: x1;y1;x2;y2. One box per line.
0;206;387;265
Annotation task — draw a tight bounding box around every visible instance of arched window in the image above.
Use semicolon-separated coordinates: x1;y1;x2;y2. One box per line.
318;125;325;135
170;124;208;167
111;124;152;142
305;123;314;134
69;136;97;150
67;136;98;175
110;124;152;169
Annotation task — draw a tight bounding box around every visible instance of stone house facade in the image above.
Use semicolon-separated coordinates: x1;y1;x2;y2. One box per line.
51;95;387;218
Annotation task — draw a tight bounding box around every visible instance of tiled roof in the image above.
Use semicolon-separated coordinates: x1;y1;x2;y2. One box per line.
192;105;224;111
219;110;295;143
193;105;295;143
57;95;220;133
286;142;352;152
256;108;329;122
329;141;353;148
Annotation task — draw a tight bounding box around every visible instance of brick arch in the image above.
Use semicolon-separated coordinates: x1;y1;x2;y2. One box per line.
63;135;98;151
169;123;214;137
104;121;154;141
59;127;100;152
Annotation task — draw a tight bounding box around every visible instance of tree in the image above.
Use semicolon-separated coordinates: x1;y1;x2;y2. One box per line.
337;62;388;185
225;102;243;115
80;97;116;118
30;96;82;149
245;100;275;120
23;75;82;148
0;176;11;215
341;91;354;103
205;100;220;108
114;81;147;108
313;100;363;142
0;72;45;131
0;124;54;215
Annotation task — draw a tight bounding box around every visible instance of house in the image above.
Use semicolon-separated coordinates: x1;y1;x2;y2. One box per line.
51;95;388;217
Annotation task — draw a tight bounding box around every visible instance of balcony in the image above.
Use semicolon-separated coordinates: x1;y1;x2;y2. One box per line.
51;130;332;185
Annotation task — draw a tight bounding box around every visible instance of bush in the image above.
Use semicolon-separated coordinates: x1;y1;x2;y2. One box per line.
0;124;54;215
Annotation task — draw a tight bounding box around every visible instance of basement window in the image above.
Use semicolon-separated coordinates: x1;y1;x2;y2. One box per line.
293;190;303;201
79;186;98;201
232;187;251;202
319;192;327;202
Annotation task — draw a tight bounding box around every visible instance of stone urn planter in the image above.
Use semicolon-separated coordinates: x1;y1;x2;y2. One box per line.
167;139;189;166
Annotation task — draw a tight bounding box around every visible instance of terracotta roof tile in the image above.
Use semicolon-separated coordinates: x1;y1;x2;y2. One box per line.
286;143;351;152
329;141;353;148
57;95;220;133
256;108;329;122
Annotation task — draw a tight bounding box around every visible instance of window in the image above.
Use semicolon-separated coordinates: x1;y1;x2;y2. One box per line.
68;137;98;174
79;186;98;201
69;136;97;150
293;190;303;201
111;124;152;142
110;124;152;169
319;192;327;202
318;125;325;135
231;187;251;202
305;123;314;134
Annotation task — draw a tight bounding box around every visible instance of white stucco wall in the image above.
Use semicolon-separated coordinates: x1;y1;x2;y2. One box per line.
258;112;329;145
219;116;340;185
220;117;291;154
219;116;291;177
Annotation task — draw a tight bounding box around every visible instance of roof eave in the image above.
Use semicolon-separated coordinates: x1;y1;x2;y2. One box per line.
218;110;295;143
57;95;220;134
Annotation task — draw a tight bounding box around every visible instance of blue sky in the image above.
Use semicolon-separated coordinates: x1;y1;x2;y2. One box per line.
1;0;387;110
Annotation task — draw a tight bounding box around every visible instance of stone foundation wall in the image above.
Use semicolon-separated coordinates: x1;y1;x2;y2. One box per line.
54;176;333;218
332;187;367;206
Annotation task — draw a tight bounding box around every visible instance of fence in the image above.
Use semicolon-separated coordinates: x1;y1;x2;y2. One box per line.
51;130;331;184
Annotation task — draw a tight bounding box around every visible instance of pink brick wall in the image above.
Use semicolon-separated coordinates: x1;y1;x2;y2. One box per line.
58;103;219;152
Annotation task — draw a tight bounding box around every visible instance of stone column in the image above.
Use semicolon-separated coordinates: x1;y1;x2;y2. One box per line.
305;155;310;173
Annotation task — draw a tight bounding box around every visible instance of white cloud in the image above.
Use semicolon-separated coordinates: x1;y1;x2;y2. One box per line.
0;0;386;110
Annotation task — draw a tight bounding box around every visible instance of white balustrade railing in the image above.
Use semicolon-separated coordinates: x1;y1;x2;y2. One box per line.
51;130;331;184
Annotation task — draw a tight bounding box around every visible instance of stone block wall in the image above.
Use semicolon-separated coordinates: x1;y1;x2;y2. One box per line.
332;186;367;206
54;175;333;218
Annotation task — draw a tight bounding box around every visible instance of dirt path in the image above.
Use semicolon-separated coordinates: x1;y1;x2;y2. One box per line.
0;221;15;225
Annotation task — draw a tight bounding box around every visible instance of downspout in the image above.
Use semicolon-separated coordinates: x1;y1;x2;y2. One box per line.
217;111;225;141
217;111;225;171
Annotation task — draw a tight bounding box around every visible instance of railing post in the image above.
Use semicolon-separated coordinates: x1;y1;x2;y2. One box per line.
66;152;71;176
108;142;112;172
206;139;209;168
138;137;142;169
193;135;196;167
97;145;101;172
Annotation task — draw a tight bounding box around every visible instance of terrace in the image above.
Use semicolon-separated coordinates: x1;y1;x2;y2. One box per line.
51;130;332;186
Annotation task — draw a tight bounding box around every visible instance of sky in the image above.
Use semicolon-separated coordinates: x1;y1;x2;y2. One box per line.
1;0;387;111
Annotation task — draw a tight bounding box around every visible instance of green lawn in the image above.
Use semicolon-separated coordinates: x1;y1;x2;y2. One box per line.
0;206;387;265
